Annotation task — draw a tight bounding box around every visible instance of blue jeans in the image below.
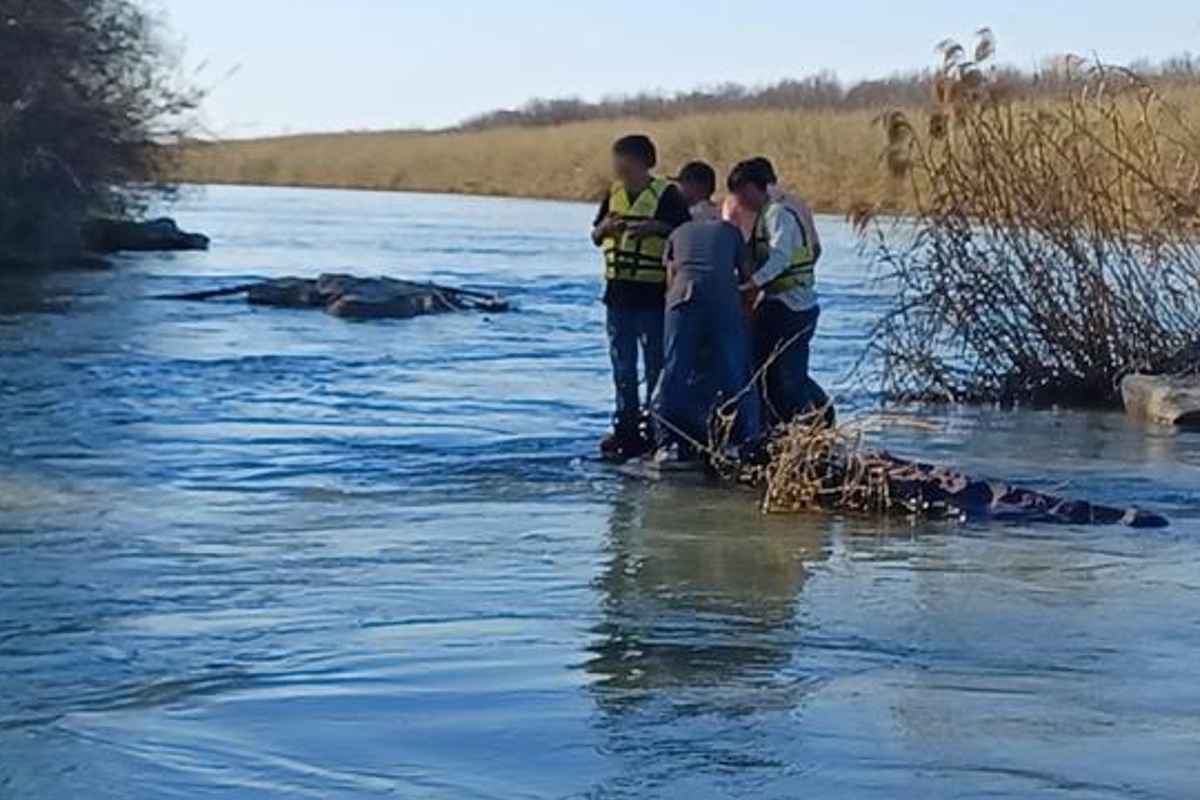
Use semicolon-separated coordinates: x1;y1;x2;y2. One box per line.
753;302;823;425
606;305;664;435
654;271;761;450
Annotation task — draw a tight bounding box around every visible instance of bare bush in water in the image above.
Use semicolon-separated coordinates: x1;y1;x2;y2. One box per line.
0;0;200;262
855;31;1200;406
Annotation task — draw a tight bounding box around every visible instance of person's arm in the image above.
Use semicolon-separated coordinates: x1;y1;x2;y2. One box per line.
744;205;799;290
625;219;673;239
664;233;677;285
737;238;755;283
591;197;620;247
628;184;690;239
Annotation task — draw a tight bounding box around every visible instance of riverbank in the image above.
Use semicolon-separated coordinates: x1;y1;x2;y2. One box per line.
172;108;905;214
172;81;1200;217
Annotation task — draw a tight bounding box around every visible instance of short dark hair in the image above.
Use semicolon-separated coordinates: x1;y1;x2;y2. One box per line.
612;135;657;168
727;159;772;193
676;160;717;197
746;156;778;185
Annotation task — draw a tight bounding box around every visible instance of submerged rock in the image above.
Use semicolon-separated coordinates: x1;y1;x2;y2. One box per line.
247;274;461;320
326;285;450;319
246;277;326;308
83;217;210;254
168;273;508;321
1122;374;1200;428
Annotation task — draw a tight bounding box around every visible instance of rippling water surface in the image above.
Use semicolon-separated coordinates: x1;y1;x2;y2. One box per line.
2;185;1199;799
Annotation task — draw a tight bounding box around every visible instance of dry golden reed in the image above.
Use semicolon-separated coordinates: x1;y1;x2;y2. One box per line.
857;32;1200;406
173;108;899;213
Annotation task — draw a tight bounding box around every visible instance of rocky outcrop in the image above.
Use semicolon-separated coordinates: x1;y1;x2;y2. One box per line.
82;217;210;253
164;274;509;321
1122;374;1200;428
247;274;464;320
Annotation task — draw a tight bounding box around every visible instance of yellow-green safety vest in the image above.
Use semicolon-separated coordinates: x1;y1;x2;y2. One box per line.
601;177;671;284
750;200;818;294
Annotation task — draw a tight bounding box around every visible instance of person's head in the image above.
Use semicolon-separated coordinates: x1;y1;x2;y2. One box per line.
726;159;773;212
673;160;717;207
745;156;779;187
611;135;657;185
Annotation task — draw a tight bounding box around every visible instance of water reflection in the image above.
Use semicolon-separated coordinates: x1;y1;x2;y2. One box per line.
0;272;70;316
584;480;832;789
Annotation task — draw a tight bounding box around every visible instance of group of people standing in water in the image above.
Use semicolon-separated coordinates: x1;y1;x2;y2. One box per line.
591;134;827;470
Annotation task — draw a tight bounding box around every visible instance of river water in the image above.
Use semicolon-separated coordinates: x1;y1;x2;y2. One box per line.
1;185;1198;799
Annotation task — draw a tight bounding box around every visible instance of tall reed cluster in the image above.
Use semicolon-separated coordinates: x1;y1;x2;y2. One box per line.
856;31;1200;406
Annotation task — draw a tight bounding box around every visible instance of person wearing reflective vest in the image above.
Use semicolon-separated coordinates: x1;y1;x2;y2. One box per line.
600;176;674;283
727;158;827;426
591;135;692;459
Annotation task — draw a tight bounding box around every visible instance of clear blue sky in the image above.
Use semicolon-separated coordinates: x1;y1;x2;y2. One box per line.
155;0;1200;137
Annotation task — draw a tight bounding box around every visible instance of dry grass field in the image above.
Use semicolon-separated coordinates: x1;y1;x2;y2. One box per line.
171;36;1200;218
172;107;907;213
172;90;1200;216
172;36;1200;409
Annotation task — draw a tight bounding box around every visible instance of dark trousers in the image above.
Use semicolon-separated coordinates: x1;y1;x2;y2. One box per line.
606;304;664;436
654;271;761;449
753;302;822;426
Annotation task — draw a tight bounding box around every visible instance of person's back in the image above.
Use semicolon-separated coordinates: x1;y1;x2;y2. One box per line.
651;220;760;467
771;188;821;263
666;220;744;279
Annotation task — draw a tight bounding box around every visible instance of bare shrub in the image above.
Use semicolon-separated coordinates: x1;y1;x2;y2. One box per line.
0;0;199;261
856;31;1200;406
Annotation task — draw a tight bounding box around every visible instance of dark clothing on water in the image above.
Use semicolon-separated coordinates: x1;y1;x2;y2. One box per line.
654;221;761;449
753;302;824;425
594;185;692;310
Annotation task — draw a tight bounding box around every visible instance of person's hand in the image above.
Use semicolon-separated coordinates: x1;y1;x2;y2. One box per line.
740;285;759;317
592;215;623;244
597;215;625;238
623;220;652;238
625;220;665;239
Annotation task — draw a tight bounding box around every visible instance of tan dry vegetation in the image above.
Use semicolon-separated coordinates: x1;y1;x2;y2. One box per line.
858;34;1200;406
173;108;902;213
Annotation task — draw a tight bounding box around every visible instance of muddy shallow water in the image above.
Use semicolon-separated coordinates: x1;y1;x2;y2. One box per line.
2;185;1198;799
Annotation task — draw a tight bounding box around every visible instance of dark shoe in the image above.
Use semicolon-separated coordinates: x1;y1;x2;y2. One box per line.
600;431;648;462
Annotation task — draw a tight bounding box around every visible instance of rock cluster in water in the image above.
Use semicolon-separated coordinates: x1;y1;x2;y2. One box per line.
246;274;497;320
83;217;210;254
